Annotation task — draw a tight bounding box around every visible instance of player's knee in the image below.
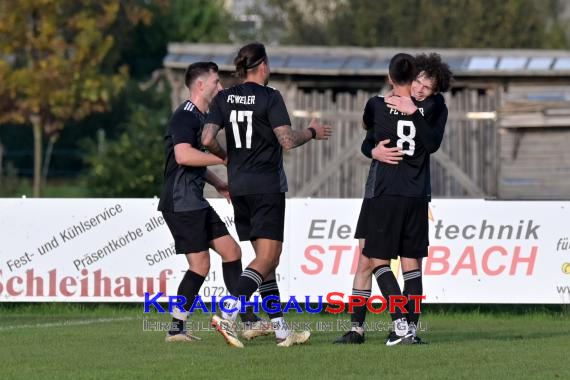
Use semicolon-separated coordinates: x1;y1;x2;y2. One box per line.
263;250;281;267
217;240;241;262
367;258;389;271
189;254;211;275
233;242;242;258
257;255;280;270
401;257;421;272
263;256;280;270
227;242;242;261
357;264;373;277
272;254;280;267
356;254;371;274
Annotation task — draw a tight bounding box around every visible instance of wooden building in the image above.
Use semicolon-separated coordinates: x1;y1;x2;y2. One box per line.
163;43;570;199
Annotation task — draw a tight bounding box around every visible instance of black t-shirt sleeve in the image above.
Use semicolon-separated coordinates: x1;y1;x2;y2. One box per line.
267;90;291;128
361;128;374;159
362;97;375;129
361;97;379;158
170;112;198;146
206;93;225;129
411;95;448;154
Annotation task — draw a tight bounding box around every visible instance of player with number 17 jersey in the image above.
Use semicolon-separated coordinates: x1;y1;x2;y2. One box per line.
206;82;291;197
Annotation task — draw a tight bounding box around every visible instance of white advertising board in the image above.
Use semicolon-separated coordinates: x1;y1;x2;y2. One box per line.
0;198;568;303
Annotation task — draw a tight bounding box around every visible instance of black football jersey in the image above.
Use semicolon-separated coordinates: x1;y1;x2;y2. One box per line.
363;94;445;200
206;82;291;196
158;100;209;212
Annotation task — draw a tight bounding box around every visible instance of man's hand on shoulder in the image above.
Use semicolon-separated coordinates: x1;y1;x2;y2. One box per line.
385;95;418;115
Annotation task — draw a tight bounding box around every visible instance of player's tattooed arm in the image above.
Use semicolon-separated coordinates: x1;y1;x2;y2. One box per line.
273;119;332;150
201;123;227;160
273;126;312;150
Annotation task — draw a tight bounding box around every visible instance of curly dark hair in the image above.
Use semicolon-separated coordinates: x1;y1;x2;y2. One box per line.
415;53;453;93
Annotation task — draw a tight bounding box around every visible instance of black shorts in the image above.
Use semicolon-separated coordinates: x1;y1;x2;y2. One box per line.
359;196;429;260
354;198;370;239
162;206;229;254
231;193;285;242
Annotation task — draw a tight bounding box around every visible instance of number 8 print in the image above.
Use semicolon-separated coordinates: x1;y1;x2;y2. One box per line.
396;120;416;156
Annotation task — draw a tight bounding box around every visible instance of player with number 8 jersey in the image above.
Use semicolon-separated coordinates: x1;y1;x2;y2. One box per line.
361;89;443;200
335;53;452;347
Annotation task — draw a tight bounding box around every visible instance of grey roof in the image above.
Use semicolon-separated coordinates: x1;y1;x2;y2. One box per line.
164;43;570;77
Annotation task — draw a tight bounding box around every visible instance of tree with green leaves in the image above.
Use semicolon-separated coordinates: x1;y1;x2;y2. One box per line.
0;0;172;197
82;81;169;198
0;1;132;197
269;0;568;48
81;0;231;197
165;0;230;43
109;0;230;80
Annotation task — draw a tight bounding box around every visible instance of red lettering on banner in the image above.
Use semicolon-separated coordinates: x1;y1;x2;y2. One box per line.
137;278;153;297
425;245;538;276
330;245;351;274
301;245;361;275
48;269;57;296
424;246;450;275
94;269;111;297
158;269;171;294
301;245;324;274
60;276;76;296
26;269;44;296
511;246;537;275
0;268;173;299
115;277;132;297
482;246;508;275
351;245;361;274
80;269;90;296
7;275;23;295
451;246;477;275
298;244;536;277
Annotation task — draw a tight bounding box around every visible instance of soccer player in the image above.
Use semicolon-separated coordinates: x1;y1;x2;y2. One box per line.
334;53;452;345
158;61;266;342
202;42;332;348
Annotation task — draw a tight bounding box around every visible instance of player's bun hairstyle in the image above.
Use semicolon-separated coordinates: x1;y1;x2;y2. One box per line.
415;53;453;93
234;42;267;78
184;61;218;89
388;53;416;86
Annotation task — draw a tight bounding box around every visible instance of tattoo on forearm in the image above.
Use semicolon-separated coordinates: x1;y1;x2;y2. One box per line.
207;139;226;158
274;126;311;149
202;123;226;159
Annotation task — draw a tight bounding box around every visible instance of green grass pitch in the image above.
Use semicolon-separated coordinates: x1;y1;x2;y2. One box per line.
1;304;569;379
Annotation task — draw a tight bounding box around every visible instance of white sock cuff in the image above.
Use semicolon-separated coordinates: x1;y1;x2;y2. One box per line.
394;317;409;337
172;308;187;321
